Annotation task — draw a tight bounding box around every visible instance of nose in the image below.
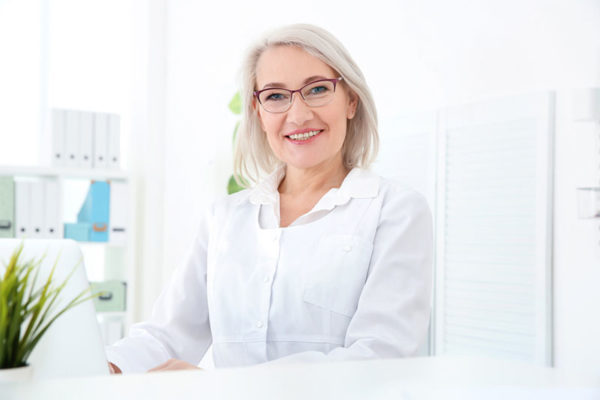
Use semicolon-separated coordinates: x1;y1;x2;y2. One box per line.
286;92;313;125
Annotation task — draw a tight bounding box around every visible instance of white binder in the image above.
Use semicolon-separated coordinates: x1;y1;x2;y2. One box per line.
65;110;81;168
30;180;45;238
80;111;94;169
109;181;128;244
44;180;61;239
93;113;108;169
108;114;120;170
52;109;66;167
15;181;32;238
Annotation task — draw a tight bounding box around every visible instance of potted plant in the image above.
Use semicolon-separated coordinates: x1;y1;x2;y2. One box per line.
0;242;96;381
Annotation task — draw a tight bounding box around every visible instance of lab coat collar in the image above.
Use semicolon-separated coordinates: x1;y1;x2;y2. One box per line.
248;166;286;206
248;165;379;207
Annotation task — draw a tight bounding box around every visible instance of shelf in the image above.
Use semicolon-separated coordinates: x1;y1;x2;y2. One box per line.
77;241;127;248
1;163;134;339
0;165;129;181
96;311;127;319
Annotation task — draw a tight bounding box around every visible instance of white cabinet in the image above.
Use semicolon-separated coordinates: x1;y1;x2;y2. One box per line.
0;165;135;345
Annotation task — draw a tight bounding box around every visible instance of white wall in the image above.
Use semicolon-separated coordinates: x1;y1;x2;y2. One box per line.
156;0;600;373
0;0;43;165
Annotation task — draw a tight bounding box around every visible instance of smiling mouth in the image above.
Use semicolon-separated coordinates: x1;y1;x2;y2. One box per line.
285;130;323;141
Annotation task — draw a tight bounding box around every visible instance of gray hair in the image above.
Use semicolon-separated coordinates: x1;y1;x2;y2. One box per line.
234;24;379;186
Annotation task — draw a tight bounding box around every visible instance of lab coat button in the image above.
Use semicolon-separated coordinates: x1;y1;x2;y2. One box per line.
343;245;352;252
256;321;264;328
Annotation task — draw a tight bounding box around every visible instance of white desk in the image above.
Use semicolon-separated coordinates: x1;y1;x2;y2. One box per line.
3;356;599;400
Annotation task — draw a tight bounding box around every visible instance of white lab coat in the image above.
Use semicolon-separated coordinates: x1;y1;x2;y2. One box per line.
106;167;433;373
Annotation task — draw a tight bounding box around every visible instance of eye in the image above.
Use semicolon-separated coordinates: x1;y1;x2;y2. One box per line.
262;90;289;102
309;86;328;95
267;93;284;101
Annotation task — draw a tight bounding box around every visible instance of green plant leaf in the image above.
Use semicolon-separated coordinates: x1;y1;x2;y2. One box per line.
20;287;96;363
228;92;242;115
227;175;245;194
31;256;81;335
17;257;56;359
0;242;100;368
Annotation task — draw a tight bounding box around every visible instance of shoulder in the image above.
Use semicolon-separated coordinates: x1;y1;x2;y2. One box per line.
211;189;253;217
378;176;426;201
375;175;431;220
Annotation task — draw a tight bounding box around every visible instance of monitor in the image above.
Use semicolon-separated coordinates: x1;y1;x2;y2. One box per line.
0;239;110;379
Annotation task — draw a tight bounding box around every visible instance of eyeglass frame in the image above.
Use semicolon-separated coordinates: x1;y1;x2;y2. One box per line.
253;77;344;113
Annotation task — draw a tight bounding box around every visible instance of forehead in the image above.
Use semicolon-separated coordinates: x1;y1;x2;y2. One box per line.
255;45;337;88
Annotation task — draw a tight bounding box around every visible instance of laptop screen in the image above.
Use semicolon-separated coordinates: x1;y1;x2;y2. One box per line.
0;239;110;379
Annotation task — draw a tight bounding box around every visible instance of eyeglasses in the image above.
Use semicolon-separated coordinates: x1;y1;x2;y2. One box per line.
253;77;343;113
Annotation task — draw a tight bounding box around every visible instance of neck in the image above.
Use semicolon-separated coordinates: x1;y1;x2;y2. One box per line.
279;155;349;196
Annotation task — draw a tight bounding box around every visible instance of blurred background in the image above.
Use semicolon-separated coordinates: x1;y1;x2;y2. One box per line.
0;0;599;376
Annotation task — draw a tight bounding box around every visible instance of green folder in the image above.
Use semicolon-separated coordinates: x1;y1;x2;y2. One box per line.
0;176;15;238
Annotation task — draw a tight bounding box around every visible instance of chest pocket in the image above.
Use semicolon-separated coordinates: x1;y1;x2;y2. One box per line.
303;234;374;317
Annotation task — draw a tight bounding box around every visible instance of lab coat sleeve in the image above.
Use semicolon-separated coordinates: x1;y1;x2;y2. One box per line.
105;205;214;373
271;187;433;364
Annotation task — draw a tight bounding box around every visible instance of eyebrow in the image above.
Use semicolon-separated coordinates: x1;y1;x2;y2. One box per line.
261;75;331;90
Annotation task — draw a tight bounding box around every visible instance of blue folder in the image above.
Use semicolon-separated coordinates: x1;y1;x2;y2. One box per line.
77;181;110;242
64;222;91;241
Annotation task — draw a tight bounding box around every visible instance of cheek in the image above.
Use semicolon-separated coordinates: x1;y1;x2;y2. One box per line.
261;116;282;137
257;110;276;134
326;107;350;138
260;115;286;150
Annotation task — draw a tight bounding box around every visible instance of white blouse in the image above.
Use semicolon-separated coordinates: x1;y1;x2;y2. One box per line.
106;167;433;373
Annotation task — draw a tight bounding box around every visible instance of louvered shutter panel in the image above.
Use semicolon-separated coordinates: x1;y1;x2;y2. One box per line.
435;93;554;365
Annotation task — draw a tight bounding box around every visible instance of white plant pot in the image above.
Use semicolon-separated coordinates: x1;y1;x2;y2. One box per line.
0;364;33;383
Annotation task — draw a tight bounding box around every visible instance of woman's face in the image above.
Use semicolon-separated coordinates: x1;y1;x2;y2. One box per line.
254;45;357;171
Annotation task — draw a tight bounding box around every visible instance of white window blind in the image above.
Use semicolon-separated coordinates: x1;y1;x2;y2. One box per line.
435;93;554;365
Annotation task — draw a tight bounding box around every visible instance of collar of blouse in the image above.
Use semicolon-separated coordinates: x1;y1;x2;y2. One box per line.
248;166;380;210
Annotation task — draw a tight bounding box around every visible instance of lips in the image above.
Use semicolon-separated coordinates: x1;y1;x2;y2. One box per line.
285;129;324;142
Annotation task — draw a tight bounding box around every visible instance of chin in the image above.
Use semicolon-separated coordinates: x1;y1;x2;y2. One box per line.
284;156;336;171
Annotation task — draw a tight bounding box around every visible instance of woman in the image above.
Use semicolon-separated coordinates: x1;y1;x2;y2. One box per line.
106;24;433;373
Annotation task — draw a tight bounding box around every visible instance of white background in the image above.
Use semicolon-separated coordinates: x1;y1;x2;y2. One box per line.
0;0;599;376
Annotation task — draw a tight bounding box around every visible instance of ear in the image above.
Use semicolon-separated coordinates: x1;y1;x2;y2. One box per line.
347;91;358;120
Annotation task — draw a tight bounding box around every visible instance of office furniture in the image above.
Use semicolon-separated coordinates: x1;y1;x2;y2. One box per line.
0;165;133;345
2;356;599;400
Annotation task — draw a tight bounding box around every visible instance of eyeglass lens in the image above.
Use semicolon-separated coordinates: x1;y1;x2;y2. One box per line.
258;80;336;113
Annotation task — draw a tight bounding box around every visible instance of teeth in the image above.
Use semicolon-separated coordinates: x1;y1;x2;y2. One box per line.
288;130;321;140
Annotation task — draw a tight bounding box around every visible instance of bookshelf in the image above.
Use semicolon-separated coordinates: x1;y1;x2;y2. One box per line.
0;164;135;346
0;165;128;181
